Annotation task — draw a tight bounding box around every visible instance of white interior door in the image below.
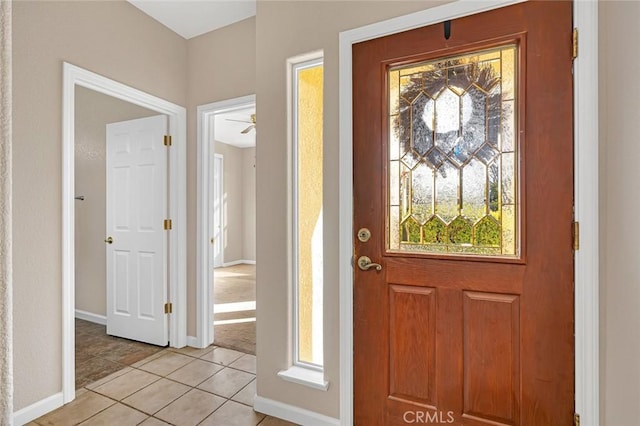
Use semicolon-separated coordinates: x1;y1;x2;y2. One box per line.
106;115;168;346
211;153;224;268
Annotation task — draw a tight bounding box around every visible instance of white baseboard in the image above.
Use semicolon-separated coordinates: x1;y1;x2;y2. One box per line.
254;395;340;426
75;309;106;325
186;335;200;348
13;392;64;425
221;259;256;267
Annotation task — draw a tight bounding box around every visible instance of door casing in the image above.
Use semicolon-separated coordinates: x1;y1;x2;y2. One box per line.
62;62;187;404
338;1;599;425
196;94;256;349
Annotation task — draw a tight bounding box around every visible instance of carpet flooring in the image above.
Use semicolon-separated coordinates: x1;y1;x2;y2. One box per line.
213;264;256;355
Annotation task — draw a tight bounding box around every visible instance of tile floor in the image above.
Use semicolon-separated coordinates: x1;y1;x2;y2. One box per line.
75;319;165;389
31;345;297;426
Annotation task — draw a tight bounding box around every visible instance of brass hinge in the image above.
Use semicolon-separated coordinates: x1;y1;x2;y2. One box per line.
164;135;172;146
164;219;172;230
572;28;578;60
574;413;580;426
164;302;173;314
573;221;580;251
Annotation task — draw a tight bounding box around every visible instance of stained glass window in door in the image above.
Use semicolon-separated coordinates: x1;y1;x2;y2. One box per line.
388;45;518;256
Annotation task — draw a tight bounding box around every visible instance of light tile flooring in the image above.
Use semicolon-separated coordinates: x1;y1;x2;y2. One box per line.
31;346;296;426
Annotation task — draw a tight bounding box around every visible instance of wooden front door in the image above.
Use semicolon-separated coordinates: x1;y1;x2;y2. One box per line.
353;2;574;425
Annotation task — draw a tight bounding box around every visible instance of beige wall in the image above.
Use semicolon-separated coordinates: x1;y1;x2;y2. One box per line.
186;17;256;334
74;87;158;317
243;147;256;261
599;1;640;424
12;1;187;411
254;0;451;417
214;142;256;264
12;0;639;422
13;3;255;411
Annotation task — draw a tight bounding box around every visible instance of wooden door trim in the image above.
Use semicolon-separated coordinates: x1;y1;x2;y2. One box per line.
338;1;599;424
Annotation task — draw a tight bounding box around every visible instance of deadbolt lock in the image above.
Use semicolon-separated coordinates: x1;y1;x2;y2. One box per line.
357;228;371;243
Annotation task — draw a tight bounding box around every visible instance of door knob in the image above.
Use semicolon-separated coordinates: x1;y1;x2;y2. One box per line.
104;237;113;244
357;256;382;271
211;237;215;244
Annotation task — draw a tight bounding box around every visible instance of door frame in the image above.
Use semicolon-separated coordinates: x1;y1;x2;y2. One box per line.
338;1;599;425
196;94;256;348
212;153;225;268
62;62;188;403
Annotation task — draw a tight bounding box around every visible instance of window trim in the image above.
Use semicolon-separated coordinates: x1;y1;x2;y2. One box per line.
283;51;328;388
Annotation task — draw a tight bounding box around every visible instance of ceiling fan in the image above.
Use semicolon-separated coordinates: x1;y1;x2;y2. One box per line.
226;113;256;134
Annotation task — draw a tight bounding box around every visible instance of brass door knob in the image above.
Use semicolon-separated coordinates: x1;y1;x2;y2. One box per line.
357;256;382;271
104;237;113;244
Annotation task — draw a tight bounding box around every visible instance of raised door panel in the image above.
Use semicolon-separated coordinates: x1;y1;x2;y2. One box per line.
389;285;436;406
463;291;520;425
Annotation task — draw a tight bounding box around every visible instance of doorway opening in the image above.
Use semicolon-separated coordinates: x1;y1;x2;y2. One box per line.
74;86;168;388
62;63;187;403
196;95;256;354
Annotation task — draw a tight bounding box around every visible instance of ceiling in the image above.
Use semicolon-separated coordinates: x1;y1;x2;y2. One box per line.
214;106;256;148
127;0;256;39
126;1;256;147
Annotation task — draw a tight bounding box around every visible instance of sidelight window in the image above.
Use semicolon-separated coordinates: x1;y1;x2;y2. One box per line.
278;52;328;390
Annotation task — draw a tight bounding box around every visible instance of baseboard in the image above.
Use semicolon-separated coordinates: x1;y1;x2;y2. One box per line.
254;395;340;426
75;309;106;325
222;259;256;267
186;335;199;348
13;392;64;425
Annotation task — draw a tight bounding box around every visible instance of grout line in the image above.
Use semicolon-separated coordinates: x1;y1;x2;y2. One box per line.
55;390;118;425
93;359;256;419
89;372;163;402
228;377;255;407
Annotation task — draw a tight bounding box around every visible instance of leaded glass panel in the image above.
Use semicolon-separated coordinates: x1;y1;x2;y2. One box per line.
388;45;519;257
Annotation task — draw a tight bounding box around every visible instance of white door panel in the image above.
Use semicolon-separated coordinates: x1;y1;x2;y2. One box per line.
211;153;224;268
106;115;168;346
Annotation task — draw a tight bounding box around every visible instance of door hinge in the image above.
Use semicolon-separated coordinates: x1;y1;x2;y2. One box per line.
164;302;173;314
572;28;578;60
164;219;172;230
164;135;172;146
573;221;580;251
574;413;580;426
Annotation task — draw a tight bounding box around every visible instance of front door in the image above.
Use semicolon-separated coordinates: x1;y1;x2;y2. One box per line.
106;115;169;346
353;2;574;425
